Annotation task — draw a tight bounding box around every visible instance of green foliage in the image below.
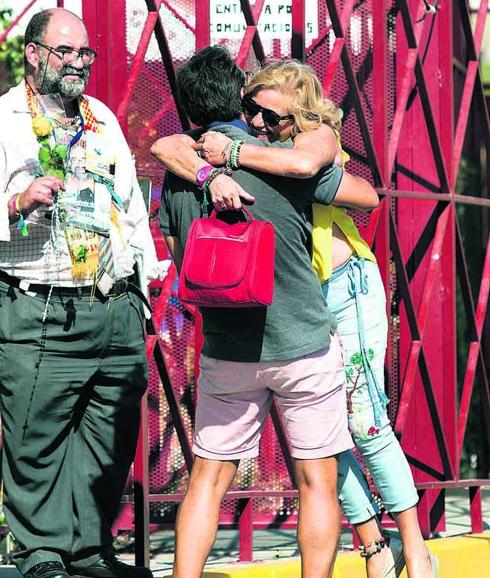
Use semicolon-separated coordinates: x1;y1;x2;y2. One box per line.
37;137;68;178
350;352;363;366
0;9;25;96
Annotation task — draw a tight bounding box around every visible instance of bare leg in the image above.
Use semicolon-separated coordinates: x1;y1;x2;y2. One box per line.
172;457;238;578
354;517;391;578
393;508;433;578
294;457;340;578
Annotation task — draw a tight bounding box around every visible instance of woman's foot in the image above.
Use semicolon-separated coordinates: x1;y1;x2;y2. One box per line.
364;541;391;578
364;535;405;578
405;548;438;578
429;552;439;578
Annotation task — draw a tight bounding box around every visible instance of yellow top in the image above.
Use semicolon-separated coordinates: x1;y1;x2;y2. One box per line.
311;204;376;282
311;135;376;282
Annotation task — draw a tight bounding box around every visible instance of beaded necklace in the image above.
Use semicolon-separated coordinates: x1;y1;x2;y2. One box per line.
25;83;110;281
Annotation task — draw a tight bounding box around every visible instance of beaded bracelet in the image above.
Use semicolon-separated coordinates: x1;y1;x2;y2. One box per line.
15;194;28;237
227;139;243;171
201;166;233;197
359;537;386;560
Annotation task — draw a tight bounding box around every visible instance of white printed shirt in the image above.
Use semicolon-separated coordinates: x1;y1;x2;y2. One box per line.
0;81;158;286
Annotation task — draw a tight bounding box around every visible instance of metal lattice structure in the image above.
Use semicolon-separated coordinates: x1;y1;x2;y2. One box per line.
2;0;489;565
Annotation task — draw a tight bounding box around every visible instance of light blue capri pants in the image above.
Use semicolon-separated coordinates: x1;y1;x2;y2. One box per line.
322;255;419;524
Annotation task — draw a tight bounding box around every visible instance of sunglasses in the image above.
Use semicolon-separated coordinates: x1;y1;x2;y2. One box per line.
242;95;294;127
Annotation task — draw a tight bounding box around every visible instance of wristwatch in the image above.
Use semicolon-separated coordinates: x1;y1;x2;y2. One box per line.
195;165;214;189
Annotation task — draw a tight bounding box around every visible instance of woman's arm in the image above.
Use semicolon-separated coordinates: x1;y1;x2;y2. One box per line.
151;133;212;183
198;123;338;178
151;134;255;210
334;173;379;211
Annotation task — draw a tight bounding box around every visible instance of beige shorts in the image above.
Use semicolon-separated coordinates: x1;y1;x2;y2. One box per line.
194;333;353;460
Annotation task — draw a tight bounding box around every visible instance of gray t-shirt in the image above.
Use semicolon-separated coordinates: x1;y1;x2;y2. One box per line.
159;124;343;362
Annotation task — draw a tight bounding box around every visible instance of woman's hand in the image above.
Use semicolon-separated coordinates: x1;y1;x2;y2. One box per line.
208;173;255;211
196;132;233;166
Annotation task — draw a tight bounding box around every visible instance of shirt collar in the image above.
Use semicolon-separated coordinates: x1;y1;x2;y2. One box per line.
207;118;249;133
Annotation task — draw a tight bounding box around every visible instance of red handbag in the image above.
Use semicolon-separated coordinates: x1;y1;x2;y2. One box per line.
178;207;275;308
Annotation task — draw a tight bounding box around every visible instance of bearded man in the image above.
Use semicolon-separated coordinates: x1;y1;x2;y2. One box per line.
0;9;157;578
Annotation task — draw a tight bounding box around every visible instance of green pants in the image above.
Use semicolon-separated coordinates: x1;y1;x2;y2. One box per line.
0;279;148;574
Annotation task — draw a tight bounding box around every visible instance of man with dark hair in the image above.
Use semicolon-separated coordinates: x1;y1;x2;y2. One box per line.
0;8;157;578
175;45;245;126
152;46;377;578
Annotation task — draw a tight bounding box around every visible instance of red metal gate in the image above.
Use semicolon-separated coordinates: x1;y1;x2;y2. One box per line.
2;0;489;565
84;0;490;560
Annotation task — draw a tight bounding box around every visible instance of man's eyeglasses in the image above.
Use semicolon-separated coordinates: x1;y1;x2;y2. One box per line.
35;42;97;66
242;94;294;127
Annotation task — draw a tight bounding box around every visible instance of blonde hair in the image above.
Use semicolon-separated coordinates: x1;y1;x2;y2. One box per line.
245;60;342;136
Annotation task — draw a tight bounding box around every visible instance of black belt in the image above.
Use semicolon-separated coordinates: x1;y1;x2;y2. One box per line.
0;269;152;312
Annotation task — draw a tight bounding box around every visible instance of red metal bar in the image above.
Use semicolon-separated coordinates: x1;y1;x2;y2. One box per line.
452;2;487;184
238;499;253;562
83;1;128;111
414;480;490;489
0;0;38;45
415;207;450;337
324;0;383;185
457;342;480;457
236;27;259;68
456;230;490;461
195;0;210;49
161;0;195;34
453;63;479;182
475;235;490;331
153;342;195;471
116;11;159;126
459;0;489;57
395;341;421;435
322;39;343;95
291;0;306;60
387;47;418;176
417;490;431;539
372;0;388;187
398;5;451;193
238;0;266;65
389;203;454;480
322;0;356;93
133;392;150;566
363;203;383;248
134;478;490;503
470;487;483;534
145;0;190;129
306;23;333;59
77;0;490;558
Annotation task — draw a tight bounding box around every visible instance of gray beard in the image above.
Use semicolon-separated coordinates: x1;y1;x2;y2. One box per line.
35;56;90;99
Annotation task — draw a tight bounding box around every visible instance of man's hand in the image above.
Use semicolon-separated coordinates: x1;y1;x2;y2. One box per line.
196;132;233;166
18;176;65;214
209;174;254;211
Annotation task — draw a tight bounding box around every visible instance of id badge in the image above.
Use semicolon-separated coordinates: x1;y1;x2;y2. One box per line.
85;131;116;181
59;174;111;235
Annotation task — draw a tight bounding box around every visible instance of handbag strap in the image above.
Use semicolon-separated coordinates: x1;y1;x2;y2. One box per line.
208;206;254;221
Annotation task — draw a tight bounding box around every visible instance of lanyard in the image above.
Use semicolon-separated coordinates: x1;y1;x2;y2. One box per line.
68;112;85;152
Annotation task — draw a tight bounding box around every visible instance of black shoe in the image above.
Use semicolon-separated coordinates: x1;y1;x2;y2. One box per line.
25;562;70;578
74;554;152;578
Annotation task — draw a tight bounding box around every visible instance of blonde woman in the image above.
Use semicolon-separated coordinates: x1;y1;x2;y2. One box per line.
153;58;437;578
